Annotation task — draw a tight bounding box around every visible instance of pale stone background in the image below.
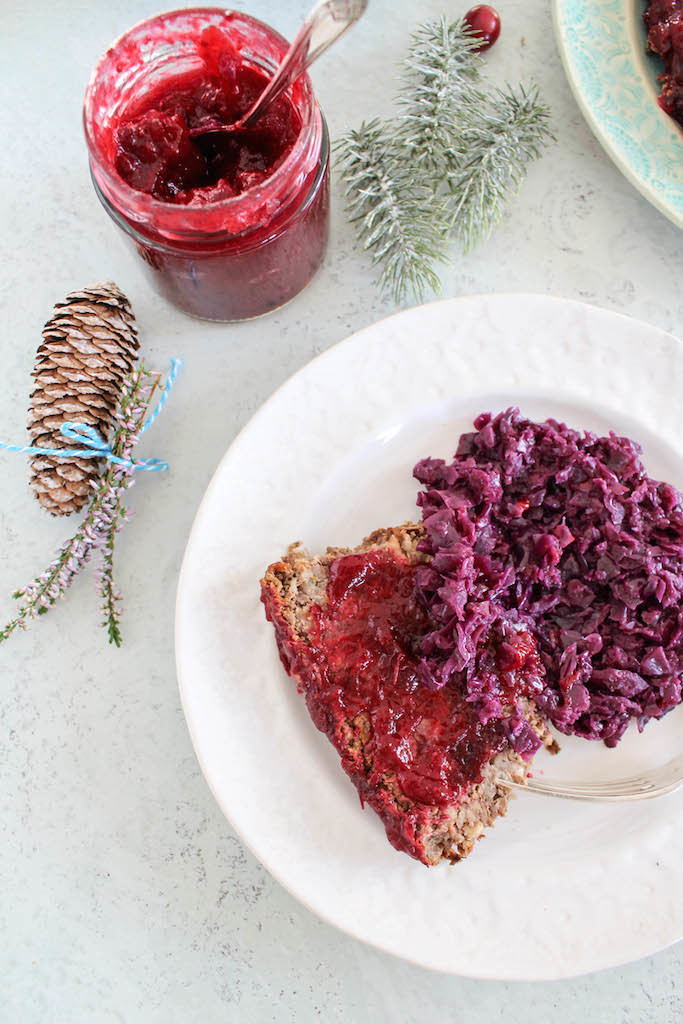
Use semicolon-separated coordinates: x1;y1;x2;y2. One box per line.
1;0;681;1020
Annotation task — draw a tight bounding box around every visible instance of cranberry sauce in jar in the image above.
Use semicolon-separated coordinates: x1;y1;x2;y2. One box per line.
84;8;330;321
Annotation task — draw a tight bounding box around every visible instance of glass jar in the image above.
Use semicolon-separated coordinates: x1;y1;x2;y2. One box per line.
83;8;330;322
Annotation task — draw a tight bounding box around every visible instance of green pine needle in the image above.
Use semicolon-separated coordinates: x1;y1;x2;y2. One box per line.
446;84;556;249
398;16;483;173
336;121;450;303
336;19;555;302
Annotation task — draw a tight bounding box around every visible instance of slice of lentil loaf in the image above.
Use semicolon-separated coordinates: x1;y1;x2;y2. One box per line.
260;522;557;866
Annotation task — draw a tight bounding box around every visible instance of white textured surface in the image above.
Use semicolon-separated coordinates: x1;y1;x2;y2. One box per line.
177;296;683;979
1;0;682;1019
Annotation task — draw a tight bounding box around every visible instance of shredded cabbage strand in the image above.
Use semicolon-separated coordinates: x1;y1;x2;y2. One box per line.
414;409;683;747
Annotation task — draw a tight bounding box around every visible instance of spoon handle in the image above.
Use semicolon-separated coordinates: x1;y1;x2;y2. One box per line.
240;0;368;129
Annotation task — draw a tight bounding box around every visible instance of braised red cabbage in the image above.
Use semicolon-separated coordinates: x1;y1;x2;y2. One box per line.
414;409;683;747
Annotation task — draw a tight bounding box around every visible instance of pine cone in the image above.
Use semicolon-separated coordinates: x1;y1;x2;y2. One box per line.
28;282;140;516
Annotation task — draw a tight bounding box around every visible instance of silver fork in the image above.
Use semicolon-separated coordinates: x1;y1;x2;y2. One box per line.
499;752;683;801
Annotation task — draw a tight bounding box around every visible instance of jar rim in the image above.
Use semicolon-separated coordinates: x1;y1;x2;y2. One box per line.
83;7;320;231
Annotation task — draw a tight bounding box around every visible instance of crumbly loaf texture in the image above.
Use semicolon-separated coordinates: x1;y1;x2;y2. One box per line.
261;523;557;866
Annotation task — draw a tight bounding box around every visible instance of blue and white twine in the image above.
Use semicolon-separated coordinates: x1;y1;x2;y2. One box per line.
0;357;183;472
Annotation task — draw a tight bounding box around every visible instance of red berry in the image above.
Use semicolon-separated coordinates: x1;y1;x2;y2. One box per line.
464;5;501;50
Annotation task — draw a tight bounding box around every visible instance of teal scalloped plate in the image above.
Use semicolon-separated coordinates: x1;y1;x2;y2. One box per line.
553;0;683;228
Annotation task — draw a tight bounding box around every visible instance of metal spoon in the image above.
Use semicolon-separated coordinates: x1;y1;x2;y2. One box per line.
190;0;368;139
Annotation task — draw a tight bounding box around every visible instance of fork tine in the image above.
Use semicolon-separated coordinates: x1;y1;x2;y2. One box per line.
502;777;650;794
499;751;683;801
502;777;678;801
503;782;631;801
558;778;654;793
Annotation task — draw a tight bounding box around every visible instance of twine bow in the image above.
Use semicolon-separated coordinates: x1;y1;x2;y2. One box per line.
0;358;183;471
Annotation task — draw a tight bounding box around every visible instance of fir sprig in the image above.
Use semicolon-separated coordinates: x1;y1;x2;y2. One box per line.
1;363;161;646
398;16;482;172
446;84;555;248
336;17;555;302
336;121;450;302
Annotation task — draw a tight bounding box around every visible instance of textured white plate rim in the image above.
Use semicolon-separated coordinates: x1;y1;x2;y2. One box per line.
175;294;683;980
552;0;683;230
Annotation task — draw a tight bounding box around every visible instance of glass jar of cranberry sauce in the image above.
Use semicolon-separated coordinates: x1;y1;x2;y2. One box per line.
84;8;330;322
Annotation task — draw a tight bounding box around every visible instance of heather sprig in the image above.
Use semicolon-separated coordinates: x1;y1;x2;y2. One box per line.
1;363;162;646
95;485;128;648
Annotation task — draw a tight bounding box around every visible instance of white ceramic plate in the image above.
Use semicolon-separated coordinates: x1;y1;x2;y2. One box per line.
553;0;683;229
176;295;683;979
